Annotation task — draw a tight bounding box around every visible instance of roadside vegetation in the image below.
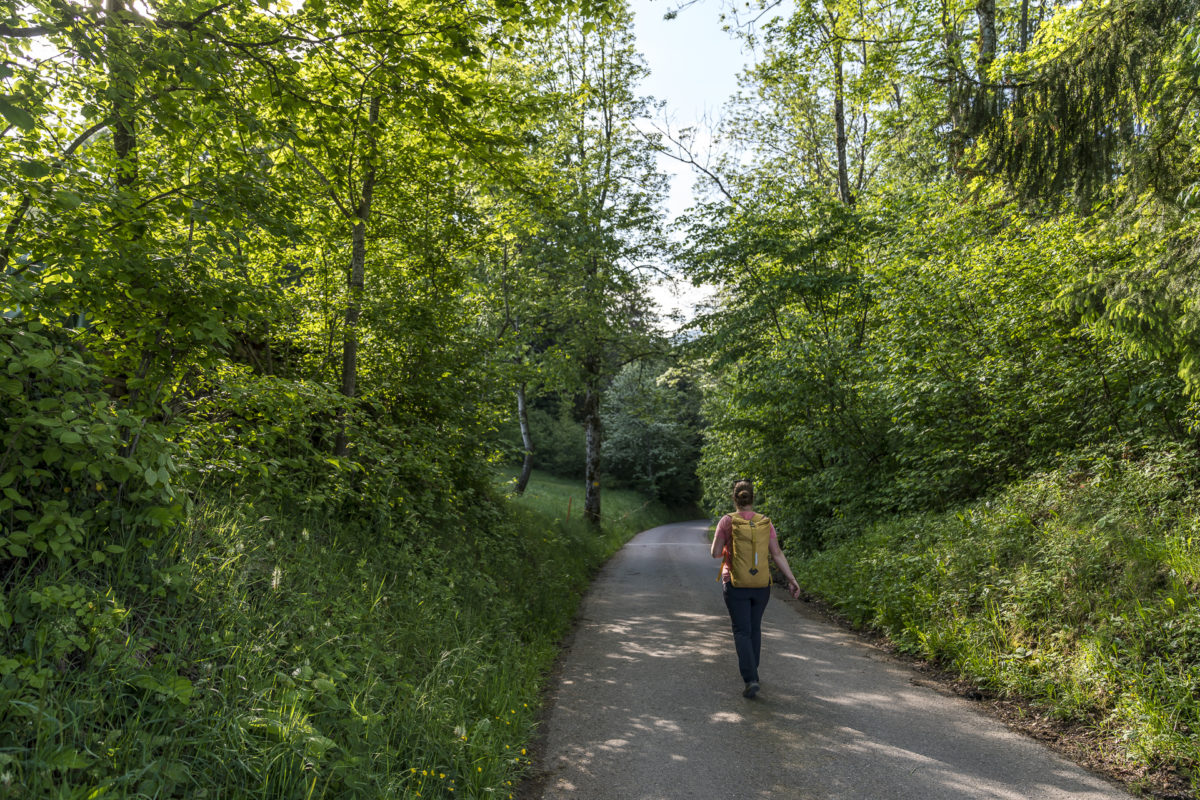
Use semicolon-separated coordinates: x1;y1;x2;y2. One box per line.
1;465;679;799
796;446;1200;790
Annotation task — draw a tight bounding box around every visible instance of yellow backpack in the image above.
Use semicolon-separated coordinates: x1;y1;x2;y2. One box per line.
728;513;771;588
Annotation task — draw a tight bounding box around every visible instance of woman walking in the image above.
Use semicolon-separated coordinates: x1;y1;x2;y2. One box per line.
711;479;801;698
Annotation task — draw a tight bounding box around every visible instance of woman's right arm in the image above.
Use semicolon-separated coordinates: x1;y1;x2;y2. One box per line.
710;515;730;558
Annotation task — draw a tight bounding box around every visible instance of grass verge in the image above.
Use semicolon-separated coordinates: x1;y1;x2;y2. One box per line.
792;444;1200;797
2;469;687;799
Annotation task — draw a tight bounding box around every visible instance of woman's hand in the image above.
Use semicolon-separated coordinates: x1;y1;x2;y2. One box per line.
768;536;801;598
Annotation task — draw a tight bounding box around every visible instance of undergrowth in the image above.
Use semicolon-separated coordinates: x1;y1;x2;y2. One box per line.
794;442;1200;791
1;468;679;799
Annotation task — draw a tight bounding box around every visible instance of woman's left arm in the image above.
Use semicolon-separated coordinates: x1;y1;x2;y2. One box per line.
768;537;801;599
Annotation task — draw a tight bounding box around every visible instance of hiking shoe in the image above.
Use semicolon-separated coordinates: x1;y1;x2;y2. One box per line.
743;681;760;698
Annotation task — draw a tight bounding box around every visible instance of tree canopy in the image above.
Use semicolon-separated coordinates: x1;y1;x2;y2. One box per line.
6;0;1200;791
679;0;1198;547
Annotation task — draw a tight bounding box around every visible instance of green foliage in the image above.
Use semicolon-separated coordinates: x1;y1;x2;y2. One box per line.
972;0;1200;394
0;466;675;799
600;360;702;505
525;407;587;479
872;186;1189;507
795;443;1200;775
683;183;883;546
982;0;1200;206
682;0;1200;546
0;318;183;707
496;398;587;479
688;177;1189;548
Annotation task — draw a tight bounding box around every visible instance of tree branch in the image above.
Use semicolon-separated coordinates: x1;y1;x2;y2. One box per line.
642;119;741;207
281;137;351;219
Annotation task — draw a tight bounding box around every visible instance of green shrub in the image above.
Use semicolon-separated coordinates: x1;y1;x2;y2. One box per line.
600;361;703;505
1;319;183;741
526;408;586;479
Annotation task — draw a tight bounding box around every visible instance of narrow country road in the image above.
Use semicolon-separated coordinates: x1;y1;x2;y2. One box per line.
528;520;1131;800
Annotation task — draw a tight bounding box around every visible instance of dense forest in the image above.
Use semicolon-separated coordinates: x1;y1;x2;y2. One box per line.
3;0;1200;795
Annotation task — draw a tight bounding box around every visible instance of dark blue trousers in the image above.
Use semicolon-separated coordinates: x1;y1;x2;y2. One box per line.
723;583;771;683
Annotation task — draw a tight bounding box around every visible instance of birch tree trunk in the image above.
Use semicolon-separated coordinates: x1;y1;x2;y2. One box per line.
943;7;966;171
832;38;853;207
975;0;997;123
975;0;996;73
515;382;534;494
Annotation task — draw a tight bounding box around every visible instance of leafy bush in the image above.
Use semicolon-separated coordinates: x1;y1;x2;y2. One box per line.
601;361;702;505
691;185;1189;550
1;318;183;716
527;407;586;479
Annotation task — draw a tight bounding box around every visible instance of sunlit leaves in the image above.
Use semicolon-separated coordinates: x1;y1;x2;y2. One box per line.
0;94;34;129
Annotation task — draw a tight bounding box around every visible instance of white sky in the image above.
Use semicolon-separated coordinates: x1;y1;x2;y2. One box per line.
629;0;749;326
631;0;745;215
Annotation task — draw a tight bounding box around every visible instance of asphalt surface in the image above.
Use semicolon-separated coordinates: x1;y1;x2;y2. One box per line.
529;520;1133;800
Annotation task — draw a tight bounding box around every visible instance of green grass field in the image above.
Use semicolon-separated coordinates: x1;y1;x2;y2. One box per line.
498;469;693;535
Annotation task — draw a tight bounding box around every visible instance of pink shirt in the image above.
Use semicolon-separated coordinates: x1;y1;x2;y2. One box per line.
713;511;778;584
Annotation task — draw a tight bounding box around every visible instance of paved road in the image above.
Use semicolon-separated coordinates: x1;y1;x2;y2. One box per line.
530;520;1131;800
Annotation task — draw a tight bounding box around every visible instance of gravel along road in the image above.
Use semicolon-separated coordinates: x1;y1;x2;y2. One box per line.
527;520;1132;800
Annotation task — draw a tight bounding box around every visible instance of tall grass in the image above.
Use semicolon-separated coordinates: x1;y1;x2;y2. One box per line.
793;444;1200;790
2;470;685;799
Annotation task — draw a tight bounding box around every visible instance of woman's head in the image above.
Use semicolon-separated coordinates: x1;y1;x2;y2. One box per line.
732;479;754;509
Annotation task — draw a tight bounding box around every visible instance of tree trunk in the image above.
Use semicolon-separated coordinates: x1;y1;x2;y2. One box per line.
515;382;534;494
1016;0;1030;105
974;0;997;125
334;95;381;457
335;216;368;453
583;379;602;526
106;0;137;190
105;0;148;447
832;39;853;207
944;11;966;171
1019;0;1029;52
975;0;996;75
